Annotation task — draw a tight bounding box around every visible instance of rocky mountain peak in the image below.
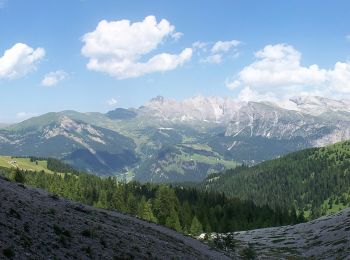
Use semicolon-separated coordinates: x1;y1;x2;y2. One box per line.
144;95;242;123
290;96;350;115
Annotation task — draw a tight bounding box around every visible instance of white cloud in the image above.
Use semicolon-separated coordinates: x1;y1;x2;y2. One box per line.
346;35;350;41
107;98;118;106
192;41;209;51
195;40;241;64
16;112;37;120
200;54;222;64
211;40;241;53
81;15;192;79
172;32;184;41
226;44;350;102
41;70;68;86
0;43;45;80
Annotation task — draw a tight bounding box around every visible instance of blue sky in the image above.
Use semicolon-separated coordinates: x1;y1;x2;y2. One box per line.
0;0;350;122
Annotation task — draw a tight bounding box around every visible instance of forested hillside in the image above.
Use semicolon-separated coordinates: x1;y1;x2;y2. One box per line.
0;166;300;235
203;140;350;219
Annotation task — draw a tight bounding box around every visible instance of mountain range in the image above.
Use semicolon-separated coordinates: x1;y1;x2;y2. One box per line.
1;95;350;182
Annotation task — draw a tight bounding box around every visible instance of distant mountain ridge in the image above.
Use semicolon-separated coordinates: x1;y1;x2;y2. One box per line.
1;95;350;182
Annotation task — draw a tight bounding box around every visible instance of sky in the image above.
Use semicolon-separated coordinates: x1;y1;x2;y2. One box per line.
0;0;350;122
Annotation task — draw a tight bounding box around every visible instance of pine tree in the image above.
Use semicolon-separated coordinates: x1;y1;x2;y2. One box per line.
179;201;192;233
190;216;203;236
165;208;182;232
95;189;108;208
141;200;158;223
137;196;147;218
111;188;126;212
126;192;138;215
153;185;179;225
12;169;25;183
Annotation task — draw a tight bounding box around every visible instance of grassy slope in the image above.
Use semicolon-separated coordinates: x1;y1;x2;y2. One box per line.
0;156;57;174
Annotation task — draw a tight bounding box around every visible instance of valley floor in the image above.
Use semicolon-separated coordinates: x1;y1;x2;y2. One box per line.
0;176;229;259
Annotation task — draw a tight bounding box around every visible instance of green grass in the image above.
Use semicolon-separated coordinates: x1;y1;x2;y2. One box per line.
157;148;238;176
322;196;349;215
179;152;238;168
182;143;213;152
0;156;60;174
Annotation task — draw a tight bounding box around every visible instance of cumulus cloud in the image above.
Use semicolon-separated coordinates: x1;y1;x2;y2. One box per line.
211;40;241;53
226;43;350;102
81;15;192;79
196;40;241;64
172;32;184;41
192;41;209;51
0;43;45;80
200;54;222;64
107;98;118;106
41;70;68;86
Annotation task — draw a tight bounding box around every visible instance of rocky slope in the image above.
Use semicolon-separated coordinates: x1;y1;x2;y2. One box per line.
290;95;350;116
225;100;350;147
141;95;241;123
2;174;349;259
0;176;228;259
0;114;137;176
230;207;350;259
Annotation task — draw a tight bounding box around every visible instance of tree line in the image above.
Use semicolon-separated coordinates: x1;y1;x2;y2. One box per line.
203;140;350;219
0;166;302;236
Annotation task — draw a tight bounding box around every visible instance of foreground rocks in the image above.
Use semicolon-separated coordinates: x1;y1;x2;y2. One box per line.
0;177;228;259
232;208;350;259
2;174;349;259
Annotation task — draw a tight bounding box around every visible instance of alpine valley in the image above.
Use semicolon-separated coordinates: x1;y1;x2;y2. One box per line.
1;95;350;183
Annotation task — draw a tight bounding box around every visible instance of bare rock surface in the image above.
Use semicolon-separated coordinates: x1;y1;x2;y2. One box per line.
0;177;229;259
232;208;350;259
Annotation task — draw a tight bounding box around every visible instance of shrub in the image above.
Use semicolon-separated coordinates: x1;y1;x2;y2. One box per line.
9;208;21;219
53;224;62;235
82;246;92;257
241;243;257;259
3;247;15;258
212;233;236;251
81;229;92;237
11;169;25;183
48;208;56;215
